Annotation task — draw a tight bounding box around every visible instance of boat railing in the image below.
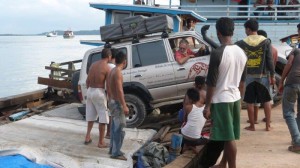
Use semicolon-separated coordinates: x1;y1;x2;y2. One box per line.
38;59;82;90
160;4;300;21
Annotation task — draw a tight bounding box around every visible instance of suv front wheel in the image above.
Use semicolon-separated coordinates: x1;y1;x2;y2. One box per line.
125;94;147;128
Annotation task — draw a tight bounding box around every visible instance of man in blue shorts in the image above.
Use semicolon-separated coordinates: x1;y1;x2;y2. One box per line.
203;17;247;168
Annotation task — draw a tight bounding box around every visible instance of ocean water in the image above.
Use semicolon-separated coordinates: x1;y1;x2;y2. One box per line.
0;35;99;98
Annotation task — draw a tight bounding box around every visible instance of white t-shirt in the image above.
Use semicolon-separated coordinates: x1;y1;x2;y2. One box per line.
206;45;247;103
181;105;206;139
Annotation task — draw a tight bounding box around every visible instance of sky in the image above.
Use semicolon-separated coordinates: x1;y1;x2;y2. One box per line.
0;0;179;34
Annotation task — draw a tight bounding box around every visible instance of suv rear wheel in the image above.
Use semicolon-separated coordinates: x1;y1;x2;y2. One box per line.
125;94;147;128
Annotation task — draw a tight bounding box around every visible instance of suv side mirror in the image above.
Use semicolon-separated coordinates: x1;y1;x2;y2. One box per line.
134;64;142;67
161;30;169;38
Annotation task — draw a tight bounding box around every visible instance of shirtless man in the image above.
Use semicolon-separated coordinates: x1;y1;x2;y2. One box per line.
105;48;117;139
84;48;111;148
194;76;206;106
107;51;129;160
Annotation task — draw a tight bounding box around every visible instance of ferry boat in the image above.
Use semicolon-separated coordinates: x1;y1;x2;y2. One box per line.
83;0;299;45
63;30;74;39
46;31;57;37
85;1;299;71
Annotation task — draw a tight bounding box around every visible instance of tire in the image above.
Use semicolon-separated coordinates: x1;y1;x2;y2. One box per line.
72;71;80;101
125;94;147;128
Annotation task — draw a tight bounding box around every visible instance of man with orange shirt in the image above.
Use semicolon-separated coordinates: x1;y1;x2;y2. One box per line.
175;39;196;65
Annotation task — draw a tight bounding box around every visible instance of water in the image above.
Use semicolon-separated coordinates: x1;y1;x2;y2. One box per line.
0;35;99;98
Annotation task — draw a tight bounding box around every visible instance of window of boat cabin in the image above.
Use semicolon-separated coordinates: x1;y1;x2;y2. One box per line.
133;12;152;17
86;47;128;74
113;12;130;24
168;36;210;58
132;40;168;68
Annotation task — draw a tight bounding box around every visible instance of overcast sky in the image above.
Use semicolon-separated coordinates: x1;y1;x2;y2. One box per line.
0;0;179;34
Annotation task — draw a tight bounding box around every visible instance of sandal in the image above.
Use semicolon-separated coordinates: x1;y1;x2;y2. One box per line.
288;145;300;154
84;139;92;145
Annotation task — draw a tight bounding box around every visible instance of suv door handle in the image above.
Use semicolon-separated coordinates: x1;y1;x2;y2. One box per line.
134;74;142;77
177;67;186;71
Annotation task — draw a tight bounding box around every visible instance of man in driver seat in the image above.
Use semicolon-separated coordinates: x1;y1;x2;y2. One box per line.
175;39;207;65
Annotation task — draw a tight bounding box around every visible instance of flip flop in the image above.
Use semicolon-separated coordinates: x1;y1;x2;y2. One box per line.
288;145;300;154
84;139;92;145
110;155;127;161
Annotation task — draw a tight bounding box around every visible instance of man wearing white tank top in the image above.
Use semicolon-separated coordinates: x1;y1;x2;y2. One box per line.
181;88;208;153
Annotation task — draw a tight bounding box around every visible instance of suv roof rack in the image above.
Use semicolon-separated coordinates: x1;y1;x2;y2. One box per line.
100;15;173;43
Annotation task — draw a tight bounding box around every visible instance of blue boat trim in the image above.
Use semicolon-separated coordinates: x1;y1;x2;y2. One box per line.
89;3;207;22
80;40;105;47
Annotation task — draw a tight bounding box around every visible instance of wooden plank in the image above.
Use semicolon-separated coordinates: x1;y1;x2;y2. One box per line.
164;145;205;168
0;89;45;109
30;101;55;113
49;75;72;80
59;59;82;65
45;66;77;74
152;125;171;142
38;77;72;89
161;132;173;143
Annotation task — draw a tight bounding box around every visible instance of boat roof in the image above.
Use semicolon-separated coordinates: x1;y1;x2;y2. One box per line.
280;34;299;42
89;3;207;22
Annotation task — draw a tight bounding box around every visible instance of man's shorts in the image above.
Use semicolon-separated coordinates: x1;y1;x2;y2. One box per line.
210;100;240;141
244;77;272;104
86;87;109;124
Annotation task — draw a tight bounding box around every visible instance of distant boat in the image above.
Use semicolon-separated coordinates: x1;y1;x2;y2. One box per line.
46;31;57;37
63;30;74;39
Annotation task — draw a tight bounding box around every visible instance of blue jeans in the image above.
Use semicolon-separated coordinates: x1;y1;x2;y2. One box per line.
109;100;126;157
282;84;300;146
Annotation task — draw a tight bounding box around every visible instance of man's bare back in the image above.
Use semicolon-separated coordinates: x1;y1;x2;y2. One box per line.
109;67;123;102
86;60;110;88
199;89;206;106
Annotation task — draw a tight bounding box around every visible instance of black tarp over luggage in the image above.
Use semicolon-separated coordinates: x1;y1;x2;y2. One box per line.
100;15;173;42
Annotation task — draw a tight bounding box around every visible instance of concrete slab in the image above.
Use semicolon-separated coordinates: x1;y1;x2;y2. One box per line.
0;104;156;168
42;103;84;120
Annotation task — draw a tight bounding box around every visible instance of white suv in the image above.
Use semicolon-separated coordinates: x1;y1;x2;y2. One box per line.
74;31;211;127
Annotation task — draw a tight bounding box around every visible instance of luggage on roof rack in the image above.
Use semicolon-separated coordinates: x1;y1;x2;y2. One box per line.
100;15;173;42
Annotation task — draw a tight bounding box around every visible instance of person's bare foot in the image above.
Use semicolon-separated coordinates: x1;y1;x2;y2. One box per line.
98;143;109;148
244;126;255;131
265;126;272;131
247;120;259;124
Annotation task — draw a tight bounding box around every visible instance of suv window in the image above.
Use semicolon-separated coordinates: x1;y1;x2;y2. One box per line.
132;40;168;68
86;48;127;73
169;36;210;57
86;52;102;74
